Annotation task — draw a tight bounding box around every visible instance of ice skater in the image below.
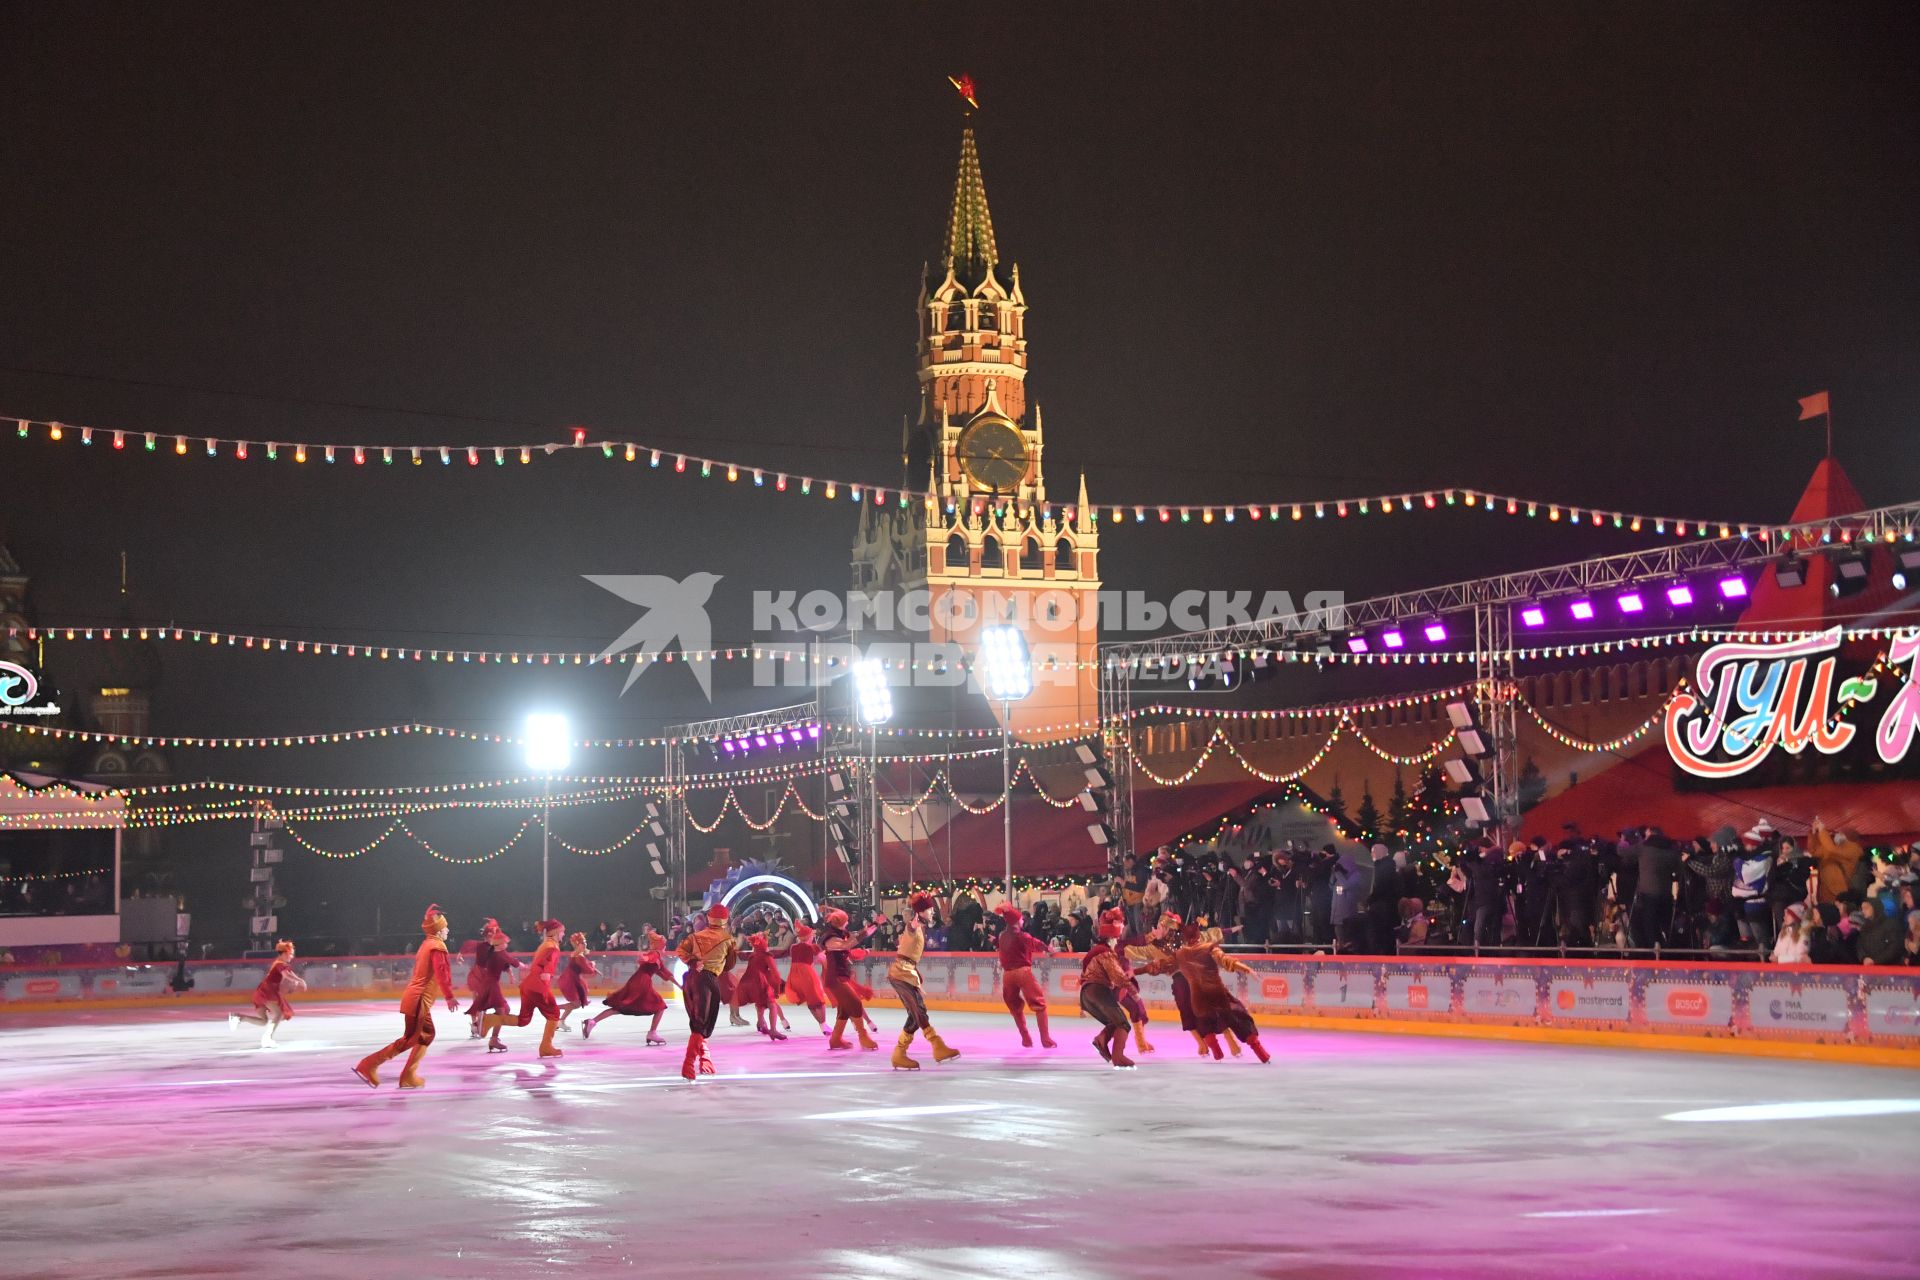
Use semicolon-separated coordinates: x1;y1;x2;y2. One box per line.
675;904;736;1080
556;931;597;1030
465;919;518;1038
353;904;458;1089
1112;916;1155;1056
228;939;306;1048
887;892;960;1070
1137;912;1206;1056
994;902;1057;1048
1138;921;1271;1063
719;933;751;1028
734;932;788;1041
582;929;672;1045
1078;909;1136;1068
482;918;565;1058
819;907;879;1052
780;921;831;1035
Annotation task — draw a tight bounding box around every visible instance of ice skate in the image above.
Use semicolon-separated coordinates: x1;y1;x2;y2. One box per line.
891;1031;921;1070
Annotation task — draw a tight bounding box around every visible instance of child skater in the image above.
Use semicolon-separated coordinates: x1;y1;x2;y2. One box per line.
734;932;788;1040
556;931;598;1030
229;939;306;1048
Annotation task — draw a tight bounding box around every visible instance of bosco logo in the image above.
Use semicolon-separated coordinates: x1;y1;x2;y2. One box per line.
24;978;61;996
1666;989;1709;1018
965;973;981;993
1406;984;1430;1010
1262;976;1290;1000
1555;988;1577;1011
1060;973;1080;993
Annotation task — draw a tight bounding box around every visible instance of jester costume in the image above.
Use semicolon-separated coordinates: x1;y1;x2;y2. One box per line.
887;892;960;1070
1078;909;1137;1068
354;905;457;1089
483;920;566;1058
819;908;879;1051
675;906;736;1080
1138;922;1271;1063
465;920;519;1037
994;904;1056;1048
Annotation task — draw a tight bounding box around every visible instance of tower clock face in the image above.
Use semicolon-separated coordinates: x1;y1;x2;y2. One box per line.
956;418;1030;491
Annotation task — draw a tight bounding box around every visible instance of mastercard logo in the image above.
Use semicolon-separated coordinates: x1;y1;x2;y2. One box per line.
1555;988;1577;1011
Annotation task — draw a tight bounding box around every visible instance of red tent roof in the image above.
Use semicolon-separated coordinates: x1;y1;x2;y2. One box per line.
877;777;1292;881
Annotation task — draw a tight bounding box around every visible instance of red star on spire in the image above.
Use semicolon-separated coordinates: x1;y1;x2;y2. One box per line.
948;73;979;110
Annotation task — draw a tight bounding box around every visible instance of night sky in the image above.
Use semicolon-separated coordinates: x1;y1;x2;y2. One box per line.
2;5;1915;940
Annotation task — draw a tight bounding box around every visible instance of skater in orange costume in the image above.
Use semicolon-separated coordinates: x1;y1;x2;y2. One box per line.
228;939;307;1048
482;918;566;1057
353;905;458;1089
556;931;598;1030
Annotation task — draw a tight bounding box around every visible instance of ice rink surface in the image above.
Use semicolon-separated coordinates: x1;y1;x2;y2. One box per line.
1;1003;1916;1280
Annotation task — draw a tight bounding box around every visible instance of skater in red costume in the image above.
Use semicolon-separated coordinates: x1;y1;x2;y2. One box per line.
1137;921;1271;1063
581;930;671;1045
887;892;961;1070
229;939;306;1048
354;904;458;1089
1079;909;1137;1068
734;932;789;1041
482;918;566;1058
780;921;831;1035
994;902;1056;1048
818;907;879;1051
465;919;519;1038
675;905;736;1080
556;931;597;1030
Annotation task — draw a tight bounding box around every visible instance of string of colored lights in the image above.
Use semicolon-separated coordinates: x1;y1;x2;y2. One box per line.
0;866;113;884
395;815;535;865
9;412;1769;541
1515;693;1679;755
17;621;1920;685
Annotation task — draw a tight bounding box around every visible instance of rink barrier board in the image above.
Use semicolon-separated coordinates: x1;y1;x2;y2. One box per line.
4;950;1917;1064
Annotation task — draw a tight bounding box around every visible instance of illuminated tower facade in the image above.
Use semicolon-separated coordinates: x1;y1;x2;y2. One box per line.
852;123;1101;740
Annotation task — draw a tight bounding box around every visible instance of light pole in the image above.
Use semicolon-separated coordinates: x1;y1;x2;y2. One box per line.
852;656;894;909
524;712;572;921
979;624;1033;905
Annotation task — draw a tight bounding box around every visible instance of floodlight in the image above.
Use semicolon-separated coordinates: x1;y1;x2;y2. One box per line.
523;712;572;772
853;656;894;726
979;624;1033;701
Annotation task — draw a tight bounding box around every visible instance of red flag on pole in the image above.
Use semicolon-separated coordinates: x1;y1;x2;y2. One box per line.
1797;391;1830;421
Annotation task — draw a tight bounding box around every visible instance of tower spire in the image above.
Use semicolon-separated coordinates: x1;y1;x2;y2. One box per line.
944;127;998;281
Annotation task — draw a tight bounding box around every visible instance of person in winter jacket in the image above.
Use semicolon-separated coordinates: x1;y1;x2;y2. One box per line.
1732;834;1775;955
1330;847;1373;954
1855;898;1904;965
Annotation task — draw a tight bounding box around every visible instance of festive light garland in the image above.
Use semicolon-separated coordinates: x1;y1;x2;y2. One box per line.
0;866;114;884
9;412;1773;541
17;623;1920;687
396;815;535;865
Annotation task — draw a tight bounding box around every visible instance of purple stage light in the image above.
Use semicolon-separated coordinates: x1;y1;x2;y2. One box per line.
755;734;770;748
1423;620;1448;644
1718;575;1748;600
1666;583;1694;607
1519;605;1547;628
1617;591;1644;614
772;731;787;745
1569;599;1595;621
1381;629;1405;650
722;739;737;754
1346;635;1369;653
807;723;822;740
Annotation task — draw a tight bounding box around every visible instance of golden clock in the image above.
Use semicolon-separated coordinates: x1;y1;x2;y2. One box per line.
956;418;1029;491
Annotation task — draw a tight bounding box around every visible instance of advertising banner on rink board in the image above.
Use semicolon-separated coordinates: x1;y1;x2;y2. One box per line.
1309;966;1378;1014
1382;967;1456;1016
1545;970;1634;1025
1862;981;1920;1040
1641;977;1734;1029
1460;970;1539;1020
1239;967;1307;1014
1742;976;1852;1037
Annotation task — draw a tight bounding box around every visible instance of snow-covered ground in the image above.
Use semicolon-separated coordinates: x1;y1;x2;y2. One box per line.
1;1003;1915;1279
